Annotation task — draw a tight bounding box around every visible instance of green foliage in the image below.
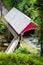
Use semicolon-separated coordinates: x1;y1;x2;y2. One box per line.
3;0;11;10
0;52;43;65
32;28;40;37
0;21;7;34
3;0;22;10
36;0;43;56
0;21;12;41
15;47;31;54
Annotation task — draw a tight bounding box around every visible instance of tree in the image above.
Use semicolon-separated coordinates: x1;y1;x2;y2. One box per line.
36;0;43;56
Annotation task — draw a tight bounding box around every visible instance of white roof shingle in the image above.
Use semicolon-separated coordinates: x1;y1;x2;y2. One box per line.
5;7;33;34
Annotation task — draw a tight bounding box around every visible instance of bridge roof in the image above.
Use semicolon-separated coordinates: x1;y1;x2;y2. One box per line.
5;7;37;35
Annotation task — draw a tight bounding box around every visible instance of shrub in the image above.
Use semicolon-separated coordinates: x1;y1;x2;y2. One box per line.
15;47;31;54
0;52;43;65
0;21;7;34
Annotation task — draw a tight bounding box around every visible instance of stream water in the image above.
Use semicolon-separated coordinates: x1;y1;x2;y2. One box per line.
24;37;40;50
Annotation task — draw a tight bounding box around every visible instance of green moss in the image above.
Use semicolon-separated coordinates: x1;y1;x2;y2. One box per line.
21;41;39;54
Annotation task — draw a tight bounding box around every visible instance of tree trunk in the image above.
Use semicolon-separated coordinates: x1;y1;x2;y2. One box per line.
41;43;43;56
41;16;43;56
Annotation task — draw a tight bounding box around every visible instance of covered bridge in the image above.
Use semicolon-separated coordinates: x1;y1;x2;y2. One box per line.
5;7;37;38
4;7;38;53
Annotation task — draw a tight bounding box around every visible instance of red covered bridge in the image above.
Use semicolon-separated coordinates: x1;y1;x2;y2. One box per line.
5;7;38;37
4;7;38;53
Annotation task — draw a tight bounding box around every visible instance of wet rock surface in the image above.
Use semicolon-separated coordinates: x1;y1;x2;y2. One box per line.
0;35;9;51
